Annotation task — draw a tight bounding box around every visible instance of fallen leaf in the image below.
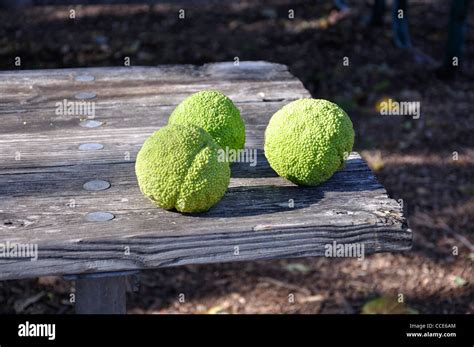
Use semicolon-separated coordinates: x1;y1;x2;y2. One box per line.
452;276;466;287
362;296;418;314
206;305;227;314
283;263;312;274
362;150;385;172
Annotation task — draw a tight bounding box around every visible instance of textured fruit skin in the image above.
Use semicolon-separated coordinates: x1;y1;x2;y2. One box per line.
135;124;230;213
168;90;245;151
264;99;354;186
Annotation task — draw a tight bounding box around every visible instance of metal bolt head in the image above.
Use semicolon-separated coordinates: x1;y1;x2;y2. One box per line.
75;91;97;100
79;120;103;128
83;180;111;191
85;212;115;222
78;143;104;151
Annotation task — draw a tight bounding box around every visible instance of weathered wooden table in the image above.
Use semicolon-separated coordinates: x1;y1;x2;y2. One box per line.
0;61;411;313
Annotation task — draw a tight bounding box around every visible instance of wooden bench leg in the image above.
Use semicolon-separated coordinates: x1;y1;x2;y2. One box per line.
75;275;127;314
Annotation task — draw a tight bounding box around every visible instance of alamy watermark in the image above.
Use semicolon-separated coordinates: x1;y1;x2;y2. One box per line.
217;147;257;167
379;98;420;119
324;241;365;261
55;99;95;118
18;321;55;341
0;241;38;261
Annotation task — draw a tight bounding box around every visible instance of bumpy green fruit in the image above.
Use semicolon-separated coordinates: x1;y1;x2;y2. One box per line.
169;90;245;151
135;124;230;213
264;99;354;186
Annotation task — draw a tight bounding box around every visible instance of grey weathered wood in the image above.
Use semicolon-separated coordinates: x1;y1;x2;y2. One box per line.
0;61;411;281
0;62;304;108
0;63;309;169
75;275;126;314
0;101;294;169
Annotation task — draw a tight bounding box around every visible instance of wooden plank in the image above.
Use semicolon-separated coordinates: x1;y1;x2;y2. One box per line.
0;62;295;84
0;79;306;110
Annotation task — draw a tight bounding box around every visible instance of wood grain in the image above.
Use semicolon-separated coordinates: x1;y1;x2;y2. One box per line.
0;62;411;281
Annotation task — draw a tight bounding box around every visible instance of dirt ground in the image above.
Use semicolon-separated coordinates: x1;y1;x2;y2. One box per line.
0;0;472;314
